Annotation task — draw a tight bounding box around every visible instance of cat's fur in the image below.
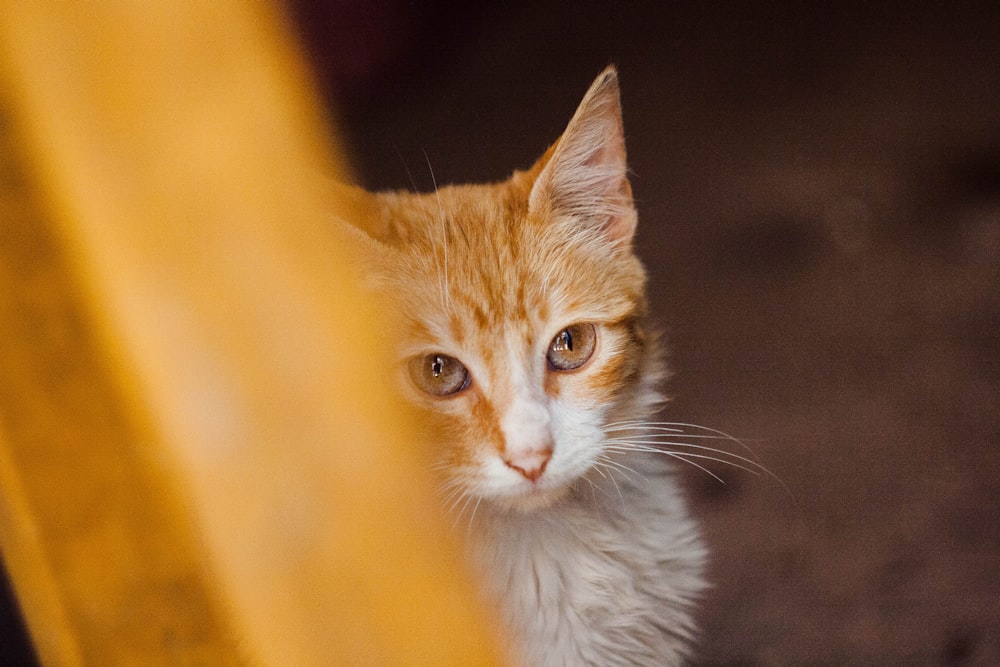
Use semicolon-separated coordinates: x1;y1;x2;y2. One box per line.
341;68;706;666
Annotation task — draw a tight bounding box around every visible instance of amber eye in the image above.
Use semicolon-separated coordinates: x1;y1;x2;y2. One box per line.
408;353;470;396
547;323;597;371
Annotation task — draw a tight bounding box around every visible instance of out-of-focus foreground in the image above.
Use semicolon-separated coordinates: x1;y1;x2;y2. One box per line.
0;3;497;664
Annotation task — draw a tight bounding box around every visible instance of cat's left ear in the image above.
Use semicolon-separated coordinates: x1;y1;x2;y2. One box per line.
528;66;637;249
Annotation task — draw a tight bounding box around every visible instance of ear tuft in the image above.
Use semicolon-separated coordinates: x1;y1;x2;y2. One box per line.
528;66;637;248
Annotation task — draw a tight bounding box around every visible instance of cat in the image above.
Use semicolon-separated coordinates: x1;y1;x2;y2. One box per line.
339;67;708;666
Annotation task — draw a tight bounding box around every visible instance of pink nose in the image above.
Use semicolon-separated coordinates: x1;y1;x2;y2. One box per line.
503;448;552;482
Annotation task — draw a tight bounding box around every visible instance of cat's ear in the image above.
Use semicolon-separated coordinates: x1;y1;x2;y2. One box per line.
528;66;637;248
328;183;401;279
327;182;388;240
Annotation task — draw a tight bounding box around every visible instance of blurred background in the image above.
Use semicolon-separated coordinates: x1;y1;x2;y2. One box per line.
3;1;999;664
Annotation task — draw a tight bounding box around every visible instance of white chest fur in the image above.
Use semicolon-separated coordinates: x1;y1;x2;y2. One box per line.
468;453;706;667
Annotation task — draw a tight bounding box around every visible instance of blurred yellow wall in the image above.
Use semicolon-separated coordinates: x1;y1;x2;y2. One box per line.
0;3;499;664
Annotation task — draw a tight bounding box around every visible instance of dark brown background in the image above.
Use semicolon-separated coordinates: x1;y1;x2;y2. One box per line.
298;1;1000;664
3;2;998;664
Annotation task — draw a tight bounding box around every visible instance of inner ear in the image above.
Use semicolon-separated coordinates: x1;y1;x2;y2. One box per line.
527;67;637;248
328;182;393;240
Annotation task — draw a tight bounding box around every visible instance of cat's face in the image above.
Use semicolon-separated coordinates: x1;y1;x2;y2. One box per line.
345;68;660;513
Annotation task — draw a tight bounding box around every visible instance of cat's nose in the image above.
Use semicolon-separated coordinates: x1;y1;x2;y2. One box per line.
503;447;552;482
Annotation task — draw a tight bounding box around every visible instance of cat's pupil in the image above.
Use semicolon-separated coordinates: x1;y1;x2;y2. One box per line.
431;355;445;377
547;323;597;371
554;330;573;351
408;353;470;397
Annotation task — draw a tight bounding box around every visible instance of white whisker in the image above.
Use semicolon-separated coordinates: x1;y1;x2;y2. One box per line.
662;451;764;477
592;461;626;507
423;149;451;313
621;421;764;457
441;486;467;515
597;454;645;482
451;490;477;531
662;453;727;484
600;418;790;494
581;475;601;505
466;496;483;535
603;439;768;474
605;421;683;433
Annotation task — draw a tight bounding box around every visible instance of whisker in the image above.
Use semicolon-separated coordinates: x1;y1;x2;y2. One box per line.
448;488;470;515
596;457;637;485
605;436;794;499
596;455;646;483
592;461;626;507
631;421;764;456
603;439;770;476
660;451;765;477
607;427;740;441
466;496;483;535
422;149;451;313
451;491;477;531
441;486;467;515
602;419;791;493
605;422;683;434
661;452;727;484
395;145;419;194
603;440;786;489
445;498;468;523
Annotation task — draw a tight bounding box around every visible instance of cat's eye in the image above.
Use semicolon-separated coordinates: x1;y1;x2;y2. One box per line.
408;353;470;396
547;323;597;371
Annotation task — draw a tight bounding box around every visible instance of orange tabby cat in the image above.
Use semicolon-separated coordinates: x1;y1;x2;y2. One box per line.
341;67;706;665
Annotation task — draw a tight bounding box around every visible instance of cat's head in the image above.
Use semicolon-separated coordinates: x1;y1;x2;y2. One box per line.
341;67;663;513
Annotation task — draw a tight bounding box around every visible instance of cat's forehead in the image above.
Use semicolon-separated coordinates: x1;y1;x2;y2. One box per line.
396;239;638;353
397;245;555;354
374;181;644;351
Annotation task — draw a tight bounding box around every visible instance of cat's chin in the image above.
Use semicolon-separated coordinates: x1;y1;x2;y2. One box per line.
490;483;571;514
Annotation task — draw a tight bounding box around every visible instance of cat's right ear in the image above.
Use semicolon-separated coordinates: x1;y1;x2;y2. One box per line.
328;183;400;282
328;182;390;240
528;66;637;250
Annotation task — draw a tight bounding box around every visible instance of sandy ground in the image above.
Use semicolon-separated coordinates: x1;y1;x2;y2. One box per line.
2;2;998;664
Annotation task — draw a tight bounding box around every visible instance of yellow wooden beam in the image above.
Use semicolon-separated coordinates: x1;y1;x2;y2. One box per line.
0;2;499;664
